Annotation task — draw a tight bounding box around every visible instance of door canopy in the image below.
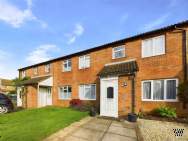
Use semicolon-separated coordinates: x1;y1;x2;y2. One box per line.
98;61;138;77
19;76;53;86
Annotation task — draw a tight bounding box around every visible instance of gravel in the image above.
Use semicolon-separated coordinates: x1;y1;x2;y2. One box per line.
137;119;188;141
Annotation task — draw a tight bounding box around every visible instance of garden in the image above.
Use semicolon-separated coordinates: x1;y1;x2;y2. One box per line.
0;106;88;141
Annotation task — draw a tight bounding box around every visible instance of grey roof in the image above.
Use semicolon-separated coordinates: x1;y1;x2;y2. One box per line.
98;61;138;77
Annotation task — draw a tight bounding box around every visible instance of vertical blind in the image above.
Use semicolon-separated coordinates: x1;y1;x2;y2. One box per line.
142;35;165;58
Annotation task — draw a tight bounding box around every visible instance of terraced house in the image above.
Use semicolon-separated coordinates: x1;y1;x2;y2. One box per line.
18;20;188;117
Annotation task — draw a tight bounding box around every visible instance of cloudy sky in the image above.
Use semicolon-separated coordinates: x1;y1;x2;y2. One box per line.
0;0;188;79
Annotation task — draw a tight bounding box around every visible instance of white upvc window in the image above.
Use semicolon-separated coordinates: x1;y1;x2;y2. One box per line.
33;67;38;75
45;64;50;73
79;84;96;100
21;71;26;78
142;78;178;101
112;46;125;59
142;35;165;58
63;59;72;72
59;86;72;100
79;55;90;69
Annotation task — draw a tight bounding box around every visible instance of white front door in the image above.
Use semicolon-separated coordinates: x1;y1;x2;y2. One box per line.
100;77;118;117
38;87;52;107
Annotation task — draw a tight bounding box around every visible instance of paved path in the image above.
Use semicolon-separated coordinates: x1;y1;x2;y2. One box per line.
45;117;138;141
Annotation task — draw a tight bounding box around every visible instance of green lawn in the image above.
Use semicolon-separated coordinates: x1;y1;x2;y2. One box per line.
0;106;88;141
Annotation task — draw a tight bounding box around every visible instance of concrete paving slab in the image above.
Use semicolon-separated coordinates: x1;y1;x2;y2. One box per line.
102;133;137;141
71;128;104;141
111;121;124;127
108;125;137;138
64;135;88;141
90;118;111;125
82;122;109;132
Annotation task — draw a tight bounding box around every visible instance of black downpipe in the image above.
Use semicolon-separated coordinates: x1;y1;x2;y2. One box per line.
182;30;187;82
131;73;135;113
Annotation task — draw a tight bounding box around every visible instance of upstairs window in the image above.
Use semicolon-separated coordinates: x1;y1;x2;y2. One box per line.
142;79;178;101
59;86;72;100
33;67;38;75
79;55;90;69
45;64;50;73
112;46;125;59
63;59;72;72
142;35;165;58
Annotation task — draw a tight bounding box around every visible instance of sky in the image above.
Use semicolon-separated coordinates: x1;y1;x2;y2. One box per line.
0;0;188;79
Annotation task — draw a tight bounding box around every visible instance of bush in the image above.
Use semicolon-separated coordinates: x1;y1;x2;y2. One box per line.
70;99;82;108
154;106;177;118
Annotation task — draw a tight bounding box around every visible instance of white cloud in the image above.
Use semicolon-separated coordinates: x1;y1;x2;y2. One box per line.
142;14;170;31
26;44;59;64
0;0;47;28
66;23;84;44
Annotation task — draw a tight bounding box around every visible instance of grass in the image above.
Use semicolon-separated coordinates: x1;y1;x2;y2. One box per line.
0;106;88;141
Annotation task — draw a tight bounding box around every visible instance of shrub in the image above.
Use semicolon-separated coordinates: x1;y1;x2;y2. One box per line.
70;99;82;108
154;106;177;118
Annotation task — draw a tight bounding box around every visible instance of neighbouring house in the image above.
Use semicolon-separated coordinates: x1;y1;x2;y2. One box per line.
0;78;15;94
18;20;188;117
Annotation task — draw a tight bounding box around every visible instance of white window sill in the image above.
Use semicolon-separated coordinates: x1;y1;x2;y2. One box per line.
79;67;90;70
112;56;126;60
79;98;96;101
142;53;165;58
63;70;71;72
142;99;178;102
59;98;71;100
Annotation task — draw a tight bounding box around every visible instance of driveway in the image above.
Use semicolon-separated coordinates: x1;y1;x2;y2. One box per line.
45;117;138;141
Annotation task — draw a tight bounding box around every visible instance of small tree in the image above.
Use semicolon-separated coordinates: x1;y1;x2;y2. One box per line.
12;76;30;86
178;81;188;109
12;77;30;107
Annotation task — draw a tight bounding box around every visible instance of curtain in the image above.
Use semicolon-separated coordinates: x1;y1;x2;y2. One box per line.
153;80;164;100
143;82;151;99
166;80;176;99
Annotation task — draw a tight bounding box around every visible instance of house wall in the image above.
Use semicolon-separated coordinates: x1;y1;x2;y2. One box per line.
19;26;188;116
25;85;38;108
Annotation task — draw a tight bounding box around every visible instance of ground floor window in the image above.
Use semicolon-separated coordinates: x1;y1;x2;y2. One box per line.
59;86;72;100
142;79;178;101
79;84;96;100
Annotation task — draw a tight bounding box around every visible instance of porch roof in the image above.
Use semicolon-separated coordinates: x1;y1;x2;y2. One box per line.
98;61;138;77
20;76;50;86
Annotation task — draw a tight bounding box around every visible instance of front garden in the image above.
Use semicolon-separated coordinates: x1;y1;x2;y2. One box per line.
0;106;88;141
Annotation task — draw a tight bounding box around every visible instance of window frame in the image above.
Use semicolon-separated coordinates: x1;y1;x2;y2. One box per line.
112;46;125;59
45;64;50;73
141;78;178;102
141;35;165;58
58;85;72;100
79;55;90;69
79;84;96;100
33;67;38;75
63;59;72;72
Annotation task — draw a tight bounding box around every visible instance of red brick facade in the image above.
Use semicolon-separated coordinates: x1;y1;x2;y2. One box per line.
19;23;188;117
